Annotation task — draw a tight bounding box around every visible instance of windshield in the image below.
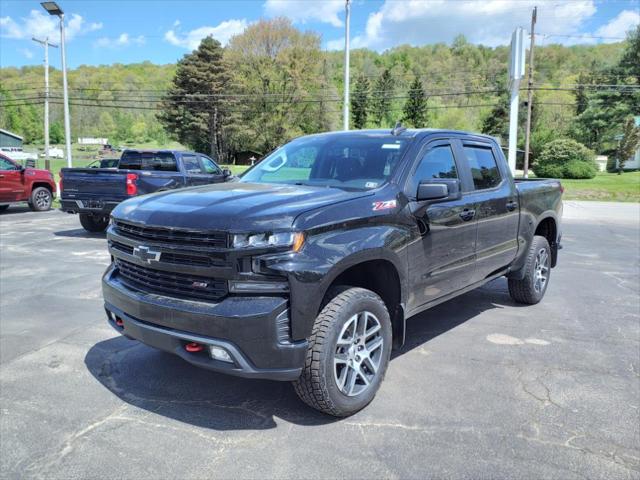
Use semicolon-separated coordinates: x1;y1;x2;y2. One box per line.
240;134;412;190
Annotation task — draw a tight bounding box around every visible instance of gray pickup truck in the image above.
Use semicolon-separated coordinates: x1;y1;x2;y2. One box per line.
103;128;563;416
60;150;232;232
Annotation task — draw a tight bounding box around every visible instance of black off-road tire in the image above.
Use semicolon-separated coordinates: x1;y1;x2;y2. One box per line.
293;287;392;417
508;235;552;305
0;205;9;212
79;213;109;233
28;187;52;212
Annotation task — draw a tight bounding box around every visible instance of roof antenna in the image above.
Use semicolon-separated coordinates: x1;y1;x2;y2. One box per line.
391;121;406;136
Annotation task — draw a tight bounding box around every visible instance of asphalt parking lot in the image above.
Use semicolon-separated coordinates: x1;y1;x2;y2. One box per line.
1;201;638;479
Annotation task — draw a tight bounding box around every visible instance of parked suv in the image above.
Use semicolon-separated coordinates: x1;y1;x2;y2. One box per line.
103;129;562;416
0;153;56;212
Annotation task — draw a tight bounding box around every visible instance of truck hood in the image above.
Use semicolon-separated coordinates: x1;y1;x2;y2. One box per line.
112;182;373;232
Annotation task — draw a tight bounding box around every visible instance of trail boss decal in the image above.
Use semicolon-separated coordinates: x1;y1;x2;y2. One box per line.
372;200;397;211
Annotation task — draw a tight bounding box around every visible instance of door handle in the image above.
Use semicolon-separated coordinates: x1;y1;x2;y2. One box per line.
506;200;518;211
0;175;4;178
459;209;476;221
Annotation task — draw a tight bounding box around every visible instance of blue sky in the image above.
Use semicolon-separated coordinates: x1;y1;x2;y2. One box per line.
1;0;638;68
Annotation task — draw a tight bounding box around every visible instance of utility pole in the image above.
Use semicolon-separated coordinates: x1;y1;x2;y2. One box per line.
523;6;537;178
343;0;351;131
32;37;58;171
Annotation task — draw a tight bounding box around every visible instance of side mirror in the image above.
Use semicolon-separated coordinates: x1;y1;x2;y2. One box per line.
417;178;461;202
222;168;232;177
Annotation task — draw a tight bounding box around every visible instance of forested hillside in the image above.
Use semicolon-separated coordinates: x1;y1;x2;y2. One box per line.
1;19;637;163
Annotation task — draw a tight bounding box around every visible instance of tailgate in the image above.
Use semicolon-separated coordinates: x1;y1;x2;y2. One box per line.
61;168;128;200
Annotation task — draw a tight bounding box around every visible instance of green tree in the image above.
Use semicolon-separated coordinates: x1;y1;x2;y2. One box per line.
616;117;640;172
49;122;64;144
158;36;229;158
533;138;597;179
225;18;322;155
351;75;370;129
403;76;428;127
371;69;394;127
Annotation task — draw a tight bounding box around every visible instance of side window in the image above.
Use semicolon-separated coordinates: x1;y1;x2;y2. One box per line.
464;146;501;190
182;155;202;174
0;158;17;170
199;156;222;175
415;145;458;181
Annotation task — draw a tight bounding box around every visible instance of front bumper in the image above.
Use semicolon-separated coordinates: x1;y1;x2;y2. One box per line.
102;266;307;381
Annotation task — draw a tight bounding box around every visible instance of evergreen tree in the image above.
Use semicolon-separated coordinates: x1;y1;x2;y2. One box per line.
371;69;394;127
403;76;428;127
158;36;229;158
351;75;370;129
616;117;640;171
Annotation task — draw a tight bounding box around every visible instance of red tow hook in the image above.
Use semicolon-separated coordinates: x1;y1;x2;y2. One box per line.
185;342;204;353
115;316;124;327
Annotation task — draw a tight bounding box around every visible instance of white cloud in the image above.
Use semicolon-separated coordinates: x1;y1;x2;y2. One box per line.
595;10;639;43
164;19;248;50
18;48;33;59
264;0;345;27
0;9;102;42
326;0;599;51
95;33;145;48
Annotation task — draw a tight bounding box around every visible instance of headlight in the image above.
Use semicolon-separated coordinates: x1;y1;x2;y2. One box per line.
232;232;305;252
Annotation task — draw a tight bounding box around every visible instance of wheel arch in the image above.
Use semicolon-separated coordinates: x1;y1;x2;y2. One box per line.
320;253;406;349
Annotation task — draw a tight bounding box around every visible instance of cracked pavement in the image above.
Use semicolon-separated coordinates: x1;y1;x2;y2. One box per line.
1;201;639;479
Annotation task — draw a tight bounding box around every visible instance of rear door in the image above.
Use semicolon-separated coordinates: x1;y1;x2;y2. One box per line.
0;156;24;202
406;139;478;310
457;140;519;283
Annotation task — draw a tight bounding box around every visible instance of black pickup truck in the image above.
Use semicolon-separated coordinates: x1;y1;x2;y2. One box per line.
60;150;232;232
102;129;563;416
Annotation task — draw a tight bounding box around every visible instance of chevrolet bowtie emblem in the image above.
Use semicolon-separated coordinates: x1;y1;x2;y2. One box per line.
133;245;161;264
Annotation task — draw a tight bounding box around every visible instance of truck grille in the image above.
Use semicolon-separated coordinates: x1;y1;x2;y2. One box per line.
115;258;227;302
113;220;228;249
109;240;225;268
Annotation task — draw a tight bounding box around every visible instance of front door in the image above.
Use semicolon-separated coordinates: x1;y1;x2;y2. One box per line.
198;155;226;184
406;140;478;311
0;157;24;202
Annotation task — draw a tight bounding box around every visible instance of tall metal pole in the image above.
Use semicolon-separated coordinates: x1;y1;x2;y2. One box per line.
507;27;525;175
33;37;58;171
342;0;351;131
59;13;72;168
523;7;537;179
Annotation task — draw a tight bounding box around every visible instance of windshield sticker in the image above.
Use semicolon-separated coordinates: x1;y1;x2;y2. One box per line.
365;181;379;188
381;143;401;150
373;200;397;211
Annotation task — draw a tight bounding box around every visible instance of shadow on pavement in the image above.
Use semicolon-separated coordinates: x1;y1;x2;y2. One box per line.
54;228;106;238
85;278;519;430
0;204;46;216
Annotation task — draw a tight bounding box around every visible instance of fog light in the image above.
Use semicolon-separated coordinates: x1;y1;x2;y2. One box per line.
209;346;233;363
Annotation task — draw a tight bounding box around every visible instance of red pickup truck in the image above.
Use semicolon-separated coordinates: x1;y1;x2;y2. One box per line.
0;153;56;212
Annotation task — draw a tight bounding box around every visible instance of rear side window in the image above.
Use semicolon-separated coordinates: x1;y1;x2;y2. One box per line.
119;152;178;171
182;155;202;174
415;145;458;181
464;146;501;189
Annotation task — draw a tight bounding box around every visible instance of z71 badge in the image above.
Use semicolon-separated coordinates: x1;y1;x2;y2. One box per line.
372;200;397;211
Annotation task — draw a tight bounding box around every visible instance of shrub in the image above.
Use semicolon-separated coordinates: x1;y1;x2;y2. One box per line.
532;138;597;179
564;160;598;179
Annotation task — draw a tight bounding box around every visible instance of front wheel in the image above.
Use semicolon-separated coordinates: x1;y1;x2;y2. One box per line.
508;235;552;305
293;287;392;417
29;187;52;211
79;213;109;233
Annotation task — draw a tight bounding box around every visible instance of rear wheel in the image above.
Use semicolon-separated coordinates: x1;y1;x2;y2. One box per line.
29;187;52;212
508;235;552;305
293;287;392;417
79;213;109;233
0;205;9;212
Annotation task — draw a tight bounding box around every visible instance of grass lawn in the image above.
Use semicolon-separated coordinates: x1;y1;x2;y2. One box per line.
561;171;640;202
